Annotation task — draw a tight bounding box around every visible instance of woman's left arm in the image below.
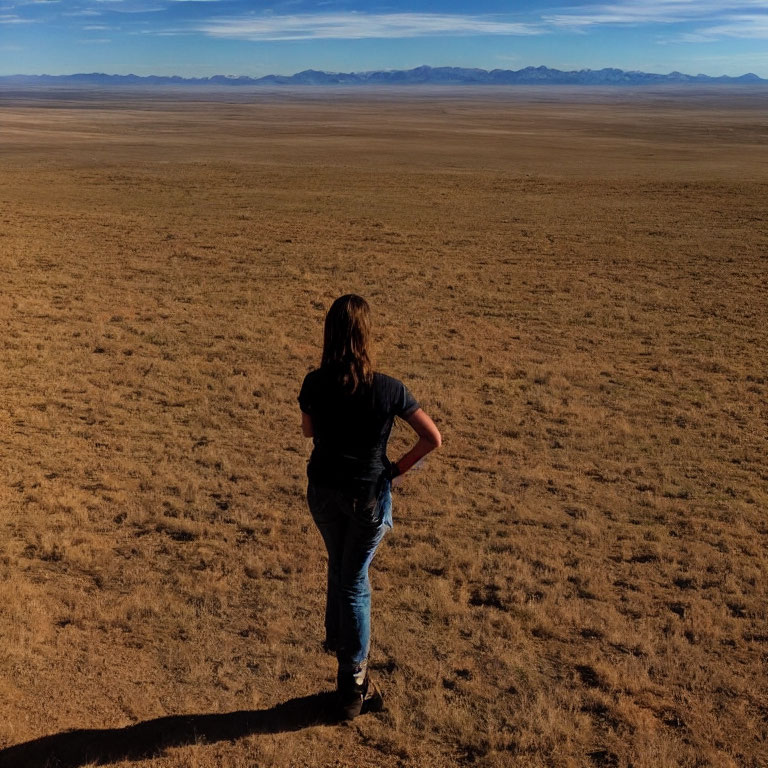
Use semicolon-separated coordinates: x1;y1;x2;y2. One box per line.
301;411;314;438
390;408;441;477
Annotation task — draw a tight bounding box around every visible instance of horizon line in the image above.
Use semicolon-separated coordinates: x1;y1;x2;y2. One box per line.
1;64;765;81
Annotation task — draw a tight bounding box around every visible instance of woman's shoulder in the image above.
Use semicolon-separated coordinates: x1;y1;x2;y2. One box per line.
372;371;407;391
373;372;419;416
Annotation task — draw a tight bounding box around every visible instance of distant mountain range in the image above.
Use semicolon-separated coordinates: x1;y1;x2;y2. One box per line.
1;65;765;87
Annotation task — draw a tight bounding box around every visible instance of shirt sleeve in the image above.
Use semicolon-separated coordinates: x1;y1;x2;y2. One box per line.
395;380;419;419
298;373;314;414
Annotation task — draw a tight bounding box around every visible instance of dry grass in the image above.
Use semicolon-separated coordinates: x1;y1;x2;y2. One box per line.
0;85;766;768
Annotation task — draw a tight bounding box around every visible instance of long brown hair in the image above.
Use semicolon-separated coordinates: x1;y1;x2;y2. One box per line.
321;294;374;394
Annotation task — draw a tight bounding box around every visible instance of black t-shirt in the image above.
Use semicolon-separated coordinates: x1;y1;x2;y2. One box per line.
298;369;419;492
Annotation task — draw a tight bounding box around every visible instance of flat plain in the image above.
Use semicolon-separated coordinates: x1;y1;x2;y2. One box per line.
0;85;766;768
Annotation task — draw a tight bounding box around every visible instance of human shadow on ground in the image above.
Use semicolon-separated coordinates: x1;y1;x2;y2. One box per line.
0;692;342;768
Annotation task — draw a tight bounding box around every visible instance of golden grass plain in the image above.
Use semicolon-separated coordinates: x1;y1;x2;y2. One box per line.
0;85;766;768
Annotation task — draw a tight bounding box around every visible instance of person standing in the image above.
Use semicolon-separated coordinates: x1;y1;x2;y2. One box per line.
299;294;442;719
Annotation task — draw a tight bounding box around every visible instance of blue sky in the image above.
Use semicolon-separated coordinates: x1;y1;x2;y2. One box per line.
1;1;766;77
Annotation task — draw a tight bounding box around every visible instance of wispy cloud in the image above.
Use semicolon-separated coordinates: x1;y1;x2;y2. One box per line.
0;13;34;22
545;0;768;28
79;1;165;11
21;0;163;15
199;12;543;41
694;14;768;40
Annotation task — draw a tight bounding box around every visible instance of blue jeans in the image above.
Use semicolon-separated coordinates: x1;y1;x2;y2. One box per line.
307;479;392;683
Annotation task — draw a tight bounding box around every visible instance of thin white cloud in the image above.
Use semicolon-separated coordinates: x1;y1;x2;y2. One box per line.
100;4;165;12
84;1;165;10
545;0;768;45
199;12;543;41
671;32;715;42
546;0;768;28
0;13;34;22
696;14;768;39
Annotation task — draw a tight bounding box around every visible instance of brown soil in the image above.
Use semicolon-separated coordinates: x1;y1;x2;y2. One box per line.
0;85;766;768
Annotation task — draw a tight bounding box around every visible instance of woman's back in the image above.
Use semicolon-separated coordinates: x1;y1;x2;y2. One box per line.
299;369;418;490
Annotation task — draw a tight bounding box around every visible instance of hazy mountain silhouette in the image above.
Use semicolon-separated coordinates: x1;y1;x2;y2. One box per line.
1;65;765;87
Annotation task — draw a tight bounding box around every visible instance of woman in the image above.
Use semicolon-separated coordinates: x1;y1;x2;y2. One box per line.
299;294;442;719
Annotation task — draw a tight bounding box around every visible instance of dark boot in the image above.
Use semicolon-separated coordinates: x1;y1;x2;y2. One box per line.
338;672;384;719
